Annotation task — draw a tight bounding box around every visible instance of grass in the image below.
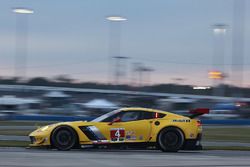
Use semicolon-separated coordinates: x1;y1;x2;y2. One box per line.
204;146;250;151
202;126;250;143
0;140;29;147
0;130;33;136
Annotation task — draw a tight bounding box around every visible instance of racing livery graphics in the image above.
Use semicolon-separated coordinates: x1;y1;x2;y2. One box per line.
29;107;209;152
110;128;125;142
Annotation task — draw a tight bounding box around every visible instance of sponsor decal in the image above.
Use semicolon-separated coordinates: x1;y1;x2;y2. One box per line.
139;135;143;140
110;128;125;142
125;131;136;140
126;135;136;140
173;119;191;123
126;131;135;136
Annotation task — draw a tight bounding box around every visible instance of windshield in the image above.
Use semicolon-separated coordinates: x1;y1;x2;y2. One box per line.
91;109;120;122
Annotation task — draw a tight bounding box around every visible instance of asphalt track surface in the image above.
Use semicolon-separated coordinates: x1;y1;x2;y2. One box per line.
0;148;250;167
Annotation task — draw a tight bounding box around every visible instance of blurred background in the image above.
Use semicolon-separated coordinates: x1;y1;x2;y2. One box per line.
0;0;250;148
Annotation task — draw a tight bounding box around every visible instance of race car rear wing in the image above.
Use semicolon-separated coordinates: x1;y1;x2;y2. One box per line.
188;108;209;119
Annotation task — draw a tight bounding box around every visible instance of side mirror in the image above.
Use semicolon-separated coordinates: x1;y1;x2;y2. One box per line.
108;117;121;125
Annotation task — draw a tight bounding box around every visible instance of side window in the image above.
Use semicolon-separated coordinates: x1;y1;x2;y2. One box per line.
142;111;154;119
141;111;166;120
101;110;166;122
120;111;141;122
102;112;122;122
101;111;141;122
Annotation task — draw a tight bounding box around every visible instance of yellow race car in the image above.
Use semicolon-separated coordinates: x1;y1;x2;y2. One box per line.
29;107;209;152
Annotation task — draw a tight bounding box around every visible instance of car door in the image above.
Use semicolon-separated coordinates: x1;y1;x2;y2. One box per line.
107;110;152;143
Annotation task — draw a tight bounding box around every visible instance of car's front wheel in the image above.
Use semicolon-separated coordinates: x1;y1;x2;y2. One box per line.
157;127;184;152
51;126;78;151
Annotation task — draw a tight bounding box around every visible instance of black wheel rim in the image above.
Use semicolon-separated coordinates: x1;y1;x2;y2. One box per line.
164;131;178;146
56;130;73;146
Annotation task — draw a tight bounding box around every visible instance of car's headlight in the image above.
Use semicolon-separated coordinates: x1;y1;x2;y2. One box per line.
40;126;49;132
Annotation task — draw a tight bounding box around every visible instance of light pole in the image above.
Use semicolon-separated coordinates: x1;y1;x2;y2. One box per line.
133;63;154;87
12;7;34;81
212;24;227;71
232;0;246;95
113;56;129;85
141;66;154;86
211;24;228;96
106;16;127;85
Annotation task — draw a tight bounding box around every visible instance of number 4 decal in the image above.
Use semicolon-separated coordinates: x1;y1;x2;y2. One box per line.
115;129;120;137
110;128;125;142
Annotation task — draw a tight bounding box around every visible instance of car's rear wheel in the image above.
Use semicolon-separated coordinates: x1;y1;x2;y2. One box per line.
157;127;184;152
51;126;78;151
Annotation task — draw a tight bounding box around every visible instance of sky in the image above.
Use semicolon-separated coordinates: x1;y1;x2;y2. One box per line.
0;0;250;87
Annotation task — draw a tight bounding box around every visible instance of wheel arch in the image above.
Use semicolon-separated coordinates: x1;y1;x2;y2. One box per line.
50;125;80;148
156;125;186;143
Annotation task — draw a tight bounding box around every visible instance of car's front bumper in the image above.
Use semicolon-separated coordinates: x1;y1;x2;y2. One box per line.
29;135;51;146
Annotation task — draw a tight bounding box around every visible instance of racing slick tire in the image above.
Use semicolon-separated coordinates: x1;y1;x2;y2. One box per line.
157;127;184;152
51;126;78;151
